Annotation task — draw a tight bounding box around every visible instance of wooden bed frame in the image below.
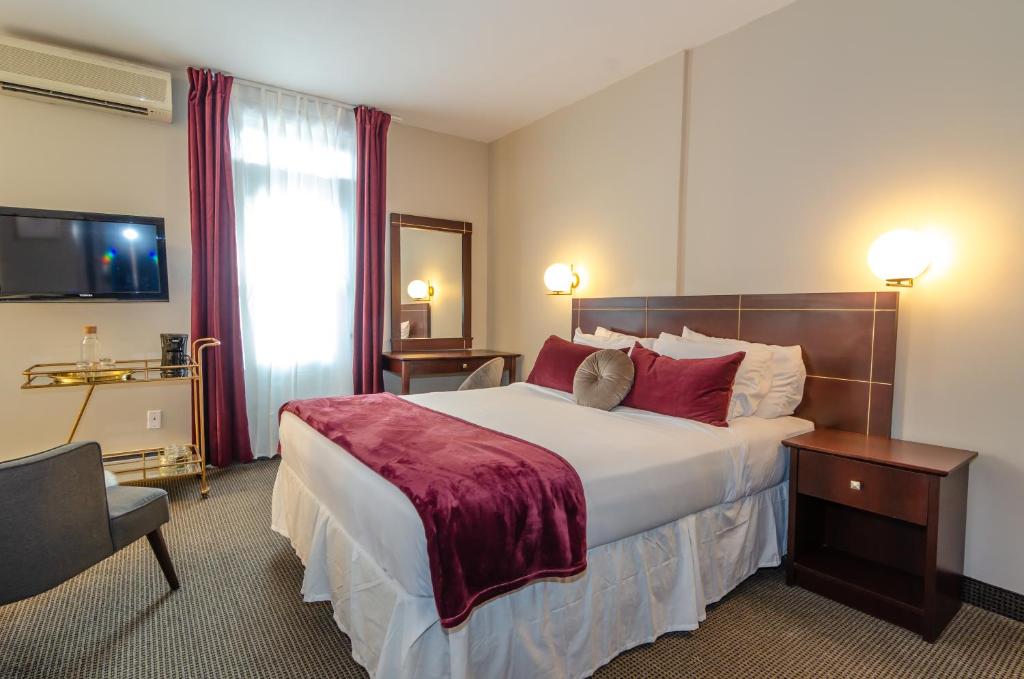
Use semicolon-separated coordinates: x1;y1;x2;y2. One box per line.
572;291;898;435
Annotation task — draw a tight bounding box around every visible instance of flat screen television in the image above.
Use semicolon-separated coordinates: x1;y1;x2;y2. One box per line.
0;207;169;301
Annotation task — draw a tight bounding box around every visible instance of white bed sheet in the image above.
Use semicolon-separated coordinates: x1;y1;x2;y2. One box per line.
278;382;812;598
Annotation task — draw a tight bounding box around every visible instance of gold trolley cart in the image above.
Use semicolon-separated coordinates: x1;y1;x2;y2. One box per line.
21;338;221;497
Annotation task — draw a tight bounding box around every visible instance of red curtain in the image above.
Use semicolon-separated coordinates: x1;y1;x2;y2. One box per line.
187;67;253;465
353;106;392;394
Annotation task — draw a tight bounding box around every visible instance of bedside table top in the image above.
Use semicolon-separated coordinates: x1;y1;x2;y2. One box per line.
783;429;977;476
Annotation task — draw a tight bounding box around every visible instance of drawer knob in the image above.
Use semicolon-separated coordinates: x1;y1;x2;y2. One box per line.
849;480;862;491
462;363;468;369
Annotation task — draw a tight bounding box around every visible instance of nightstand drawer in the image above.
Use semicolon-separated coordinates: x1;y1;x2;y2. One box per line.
797;450;929;525
412;357;495;375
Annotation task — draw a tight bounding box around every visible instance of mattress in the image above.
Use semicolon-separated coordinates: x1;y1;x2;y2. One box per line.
278;381;813;598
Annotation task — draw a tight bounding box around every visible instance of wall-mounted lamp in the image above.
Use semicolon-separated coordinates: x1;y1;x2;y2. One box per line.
407;279;434;301
867;229;931;287
544;263;580;295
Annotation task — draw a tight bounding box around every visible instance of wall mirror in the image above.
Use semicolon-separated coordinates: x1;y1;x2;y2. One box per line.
389;213;472;351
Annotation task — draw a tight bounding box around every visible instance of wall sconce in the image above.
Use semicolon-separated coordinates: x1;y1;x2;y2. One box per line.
544;263;580;295
867;229;931;287
407;279;434;301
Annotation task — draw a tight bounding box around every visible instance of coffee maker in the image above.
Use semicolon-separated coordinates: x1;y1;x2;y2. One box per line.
160;333;189;377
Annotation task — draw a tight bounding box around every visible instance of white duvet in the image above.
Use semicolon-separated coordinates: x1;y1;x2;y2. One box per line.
278;382;813;598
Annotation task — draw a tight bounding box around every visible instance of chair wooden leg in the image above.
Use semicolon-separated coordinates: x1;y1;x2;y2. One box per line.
146;528;180;590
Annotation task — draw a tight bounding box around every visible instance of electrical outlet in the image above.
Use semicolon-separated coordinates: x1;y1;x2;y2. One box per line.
147;410;162;429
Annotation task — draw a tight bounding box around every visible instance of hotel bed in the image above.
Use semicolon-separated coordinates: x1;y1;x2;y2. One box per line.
272;292;900;679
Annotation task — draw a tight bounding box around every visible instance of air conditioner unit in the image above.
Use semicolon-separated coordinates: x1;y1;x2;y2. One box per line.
0;36;172;123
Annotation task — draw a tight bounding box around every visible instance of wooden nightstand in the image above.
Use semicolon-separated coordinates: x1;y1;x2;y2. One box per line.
784;429;977;642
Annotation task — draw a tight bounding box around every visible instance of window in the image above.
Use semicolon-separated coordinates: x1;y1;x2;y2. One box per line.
229;82;357;455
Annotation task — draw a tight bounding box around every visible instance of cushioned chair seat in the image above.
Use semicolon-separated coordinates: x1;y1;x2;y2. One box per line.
107;486;170;551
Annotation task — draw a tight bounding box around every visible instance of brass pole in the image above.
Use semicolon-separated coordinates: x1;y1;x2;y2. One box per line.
67;384;96;444
192;338;220;497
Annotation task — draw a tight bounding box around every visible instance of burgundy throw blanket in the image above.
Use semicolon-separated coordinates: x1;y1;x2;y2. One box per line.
280;392;587;628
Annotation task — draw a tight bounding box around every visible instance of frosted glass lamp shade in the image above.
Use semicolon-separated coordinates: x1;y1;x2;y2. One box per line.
407;279;432;301
867;230;930;287
544;263;579;295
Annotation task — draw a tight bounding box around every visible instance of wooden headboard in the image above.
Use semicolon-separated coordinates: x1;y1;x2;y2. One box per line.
400;303;431;338
572;292;899;436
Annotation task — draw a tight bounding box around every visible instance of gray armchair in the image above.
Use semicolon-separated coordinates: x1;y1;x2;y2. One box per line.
458;357;506;391
0;442;179;606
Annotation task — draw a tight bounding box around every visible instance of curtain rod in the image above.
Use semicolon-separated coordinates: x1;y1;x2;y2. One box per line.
232;77;403;122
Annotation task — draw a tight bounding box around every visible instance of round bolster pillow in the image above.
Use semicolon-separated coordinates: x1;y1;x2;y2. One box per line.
572;348;636;410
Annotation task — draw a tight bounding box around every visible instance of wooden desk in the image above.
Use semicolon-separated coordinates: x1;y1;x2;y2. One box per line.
784;428;977;642
383;350;521;395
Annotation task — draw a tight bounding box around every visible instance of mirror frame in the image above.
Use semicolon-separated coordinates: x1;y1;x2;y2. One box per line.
389;213;472;351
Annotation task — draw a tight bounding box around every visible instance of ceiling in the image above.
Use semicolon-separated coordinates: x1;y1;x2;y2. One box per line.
2;0;795;141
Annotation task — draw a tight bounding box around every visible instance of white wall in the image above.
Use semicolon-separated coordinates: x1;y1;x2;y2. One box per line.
0;81;192;462
488;53;686;373
485;0;1023;595
682;0;1024;593
385;122;490;393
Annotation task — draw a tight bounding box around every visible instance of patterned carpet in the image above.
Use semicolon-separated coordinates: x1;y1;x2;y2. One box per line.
1;458;1021;679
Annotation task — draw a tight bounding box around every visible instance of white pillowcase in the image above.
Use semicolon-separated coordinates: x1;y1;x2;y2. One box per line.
400;320;411;339
652;332;773;420
683;327;806;419
573;328;636;350
592;326;657;350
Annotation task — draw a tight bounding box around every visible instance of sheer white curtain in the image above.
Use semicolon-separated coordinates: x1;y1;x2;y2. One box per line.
229;82;356;457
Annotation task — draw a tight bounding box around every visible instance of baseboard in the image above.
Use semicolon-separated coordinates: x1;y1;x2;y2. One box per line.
962;576;1024;622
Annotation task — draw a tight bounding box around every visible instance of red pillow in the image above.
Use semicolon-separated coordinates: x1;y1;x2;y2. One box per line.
622;344;744;426
527;335;602;393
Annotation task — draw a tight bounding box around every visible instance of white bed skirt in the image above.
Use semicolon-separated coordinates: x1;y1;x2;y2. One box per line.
272;461;788;679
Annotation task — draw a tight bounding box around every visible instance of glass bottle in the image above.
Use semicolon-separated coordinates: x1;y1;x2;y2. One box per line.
79;325;101;368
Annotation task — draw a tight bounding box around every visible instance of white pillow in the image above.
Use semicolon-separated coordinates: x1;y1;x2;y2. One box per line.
652;332;773;420
400;320;411;339
592;326;657;350
683;327;806;419
573;328;635;350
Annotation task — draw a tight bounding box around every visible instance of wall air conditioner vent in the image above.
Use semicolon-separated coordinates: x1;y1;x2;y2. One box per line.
0;36;172;122
1;82;150;115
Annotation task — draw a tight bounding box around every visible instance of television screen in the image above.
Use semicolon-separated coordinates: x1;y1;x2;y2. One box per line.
0;207;168;301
